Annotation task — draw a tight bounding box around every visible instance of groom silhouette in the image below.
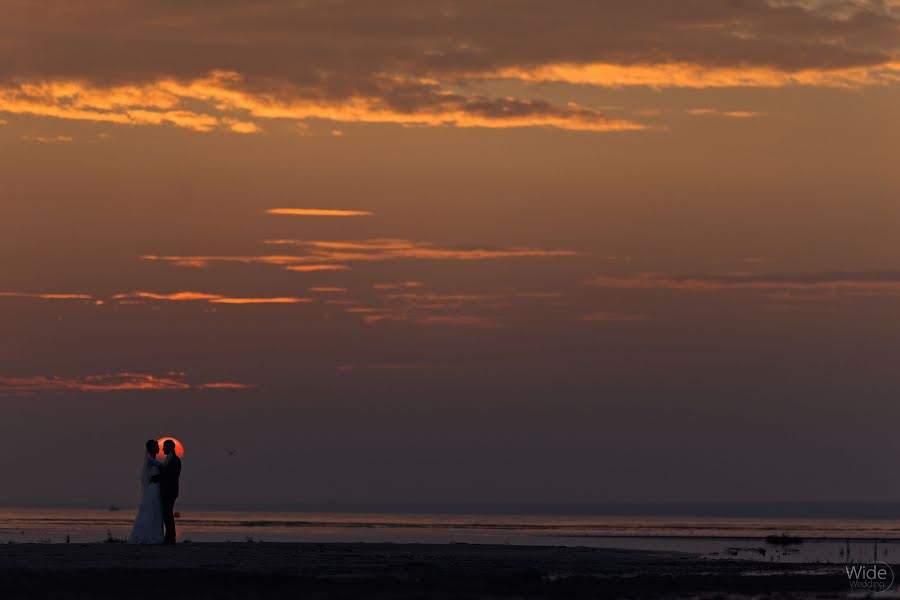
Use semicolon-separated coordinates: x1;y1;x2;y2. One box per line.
159;439;182;544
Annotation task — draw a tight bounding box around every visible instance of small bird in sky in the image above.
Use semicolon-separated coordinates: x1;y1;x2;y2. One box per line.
226;448;237;456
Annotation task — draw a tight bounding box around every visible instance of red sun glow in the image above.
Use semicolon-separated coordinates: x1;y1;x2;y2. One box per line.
156;437;185;460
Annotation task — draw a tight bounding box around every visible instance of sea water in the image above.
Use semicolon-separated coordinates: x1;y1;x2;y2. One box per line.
2;507;899;563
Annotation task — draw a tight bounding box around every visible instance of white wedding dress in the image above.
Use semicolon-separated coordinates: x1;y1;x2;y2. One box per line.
129;455;165;544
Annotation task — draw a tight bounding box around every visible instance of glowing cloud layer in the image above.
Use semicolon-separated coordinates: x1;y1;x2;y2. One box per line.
0;72;645;134
1;1;898;135
113;291;310;304
487;62;900;90
0;291;94;300
0;372;254;394
142;238;578;270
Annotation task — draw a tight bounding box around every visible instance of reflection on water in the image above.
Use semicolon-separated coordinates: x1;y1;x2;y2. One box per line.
1;507;899;563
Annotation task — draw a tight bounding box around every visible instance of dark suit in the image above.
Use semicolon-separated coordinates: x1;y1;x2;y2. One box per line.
159;454;182;544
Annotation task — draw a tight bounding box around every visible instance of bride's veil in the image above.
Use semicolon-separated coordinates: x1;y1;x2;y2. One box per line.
139;453;151;495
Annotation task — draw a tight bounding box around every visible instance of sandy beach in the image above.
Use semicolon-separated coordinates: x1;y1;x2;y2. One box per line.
0;542;858;599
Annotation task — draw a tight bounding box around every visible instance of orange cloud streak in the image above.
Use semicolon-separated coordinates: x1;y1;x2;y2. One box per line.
112;291;221;301
487;61;900;89
142;239;578;270
686;108;764;118
268;239;415;250
21;134;74;143
0;372;255;394
285;265;352;272
266;208;373;217
210;297;309;304
268;238;580;261
0;71;645;133
0;291;93;300
113;291;309;304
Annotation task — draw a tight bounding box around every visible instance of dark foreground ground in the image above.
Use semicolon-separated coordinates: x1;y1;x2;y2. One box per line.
0;542;860;599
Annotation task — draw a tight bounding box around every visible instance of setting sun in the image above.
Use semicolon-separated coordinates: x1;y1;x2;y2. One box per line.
156;437;185;460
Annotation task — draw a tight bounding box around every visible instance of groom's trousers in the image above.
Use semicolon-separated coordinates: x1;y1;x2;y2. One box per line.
161;494;177;544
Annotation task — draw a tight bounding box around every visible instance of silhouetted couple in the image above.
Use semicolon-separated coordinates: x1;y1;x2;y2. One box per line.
129;439;182;544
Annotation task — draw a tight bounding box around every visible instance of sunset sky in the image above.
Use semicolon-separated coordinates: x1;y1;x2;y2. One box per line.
1;0;899;507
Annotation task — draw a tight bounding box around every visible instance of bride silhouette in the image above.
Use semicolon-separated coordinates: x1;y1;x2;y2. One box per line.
129;439;165;544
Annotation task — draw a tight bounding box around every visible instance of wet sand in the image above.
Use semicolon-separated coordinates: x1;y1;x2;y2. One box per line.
0;542;856;598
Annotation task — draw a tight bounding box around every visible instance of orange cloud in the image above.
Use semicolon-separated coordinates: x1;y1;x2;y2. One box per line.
112;291;221;301
309;287;348;293
21;135;73;143
143;239;578;270
0;71;645;134
125;109;219;132
267;238;579;262
686;108;764;118
0;291;93;300
486;61;900;89
390;247;578;261
141;255;315;267
211;297;308;304
285;264;352;272
268;239;414;251
113;291;309;304
0;372;255;394
0;79;228;132
266;208;373;217
178;71;645;132
223;118;262;134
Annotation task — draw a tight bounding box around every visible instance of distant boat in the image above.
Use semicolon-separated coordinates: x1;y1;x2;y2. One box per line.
108;504;120;512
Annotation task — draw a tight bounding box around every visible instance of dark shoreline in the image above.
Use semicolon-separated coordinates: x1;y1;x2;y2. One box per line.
0;541;859;599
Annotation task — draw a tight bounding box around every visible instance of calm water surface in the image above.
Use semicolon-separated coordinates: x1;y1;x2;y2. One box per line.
2;507;900;563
